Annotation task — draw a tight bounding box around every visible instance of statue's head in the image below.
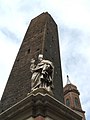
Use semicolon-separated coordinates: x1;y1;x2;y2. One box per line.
38;54;43;61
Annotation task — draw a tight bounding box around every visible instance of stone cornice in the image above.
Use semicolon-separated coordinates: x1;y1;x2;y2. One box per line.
0;90;82;120
64;89;80;95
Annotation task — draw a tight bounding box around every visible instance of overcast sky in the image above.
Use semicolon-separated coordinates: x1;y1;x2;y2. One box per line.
0;0;90;119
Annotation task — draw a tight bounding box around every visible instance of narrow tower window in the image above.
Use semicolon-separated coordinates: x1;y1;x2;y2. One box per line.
75;97;79;106
28;48;30;54
36;48;40;51
66;98;70;107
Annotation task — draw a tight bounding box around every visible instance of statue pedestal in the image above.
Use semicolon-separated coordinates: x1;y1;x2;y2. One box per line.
0;92;82;120
28;87;54;96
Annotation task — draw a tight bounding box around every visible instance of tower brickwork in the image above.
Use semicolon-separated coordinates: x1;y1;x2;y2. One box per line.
1;12;64;112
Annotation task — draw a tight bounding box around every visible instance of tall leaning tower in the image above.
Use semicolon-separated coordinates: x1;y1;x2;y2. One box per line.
0;12;82;120
1;12;64;111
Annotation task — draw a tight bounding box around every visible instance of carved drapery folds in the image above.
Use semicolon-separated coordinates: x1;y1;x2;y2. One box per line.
30;54;54;93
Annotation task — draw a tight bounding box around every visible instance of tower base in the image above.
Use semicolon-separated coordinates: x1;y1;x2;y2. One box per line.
0;90;82;120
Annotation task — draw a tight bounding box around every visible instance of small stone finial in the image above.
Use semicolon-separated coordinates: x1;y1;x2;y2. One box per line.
67;75;71;84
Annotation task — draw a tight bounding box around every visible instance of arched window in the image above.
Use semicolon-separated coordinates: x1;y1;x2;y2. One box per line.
66;98;70;107
75;97;79;106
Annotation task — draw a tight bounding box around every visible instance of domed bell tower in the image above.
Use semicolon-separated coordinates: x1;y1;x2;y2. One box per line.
64;75;86;120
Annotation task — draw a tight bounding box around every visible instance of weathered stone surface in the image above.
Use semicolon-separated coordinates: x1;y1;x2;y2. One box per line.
0;93;82;120
1;12;63;112
26;117;34;120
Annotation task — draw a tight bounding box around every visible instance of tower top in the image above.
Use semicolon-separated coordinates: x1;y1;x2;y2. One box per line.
66;75;71;84
64;75;80;95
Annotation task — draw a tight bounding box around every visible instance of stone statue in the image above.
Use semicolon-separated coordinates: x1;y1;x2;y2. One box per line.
30;54;54;92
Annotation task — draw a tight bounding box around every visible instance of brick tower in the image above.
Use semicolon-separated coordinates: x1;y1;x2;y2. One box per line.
0;13;82;120
0;12;64;112
64;75;86;120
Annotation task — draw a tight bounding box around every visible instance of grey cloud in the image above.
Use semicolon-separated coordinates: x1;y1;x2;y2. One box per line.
0;27;19;43
60;26;82;43
60;25;90;107
60;26;85;70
